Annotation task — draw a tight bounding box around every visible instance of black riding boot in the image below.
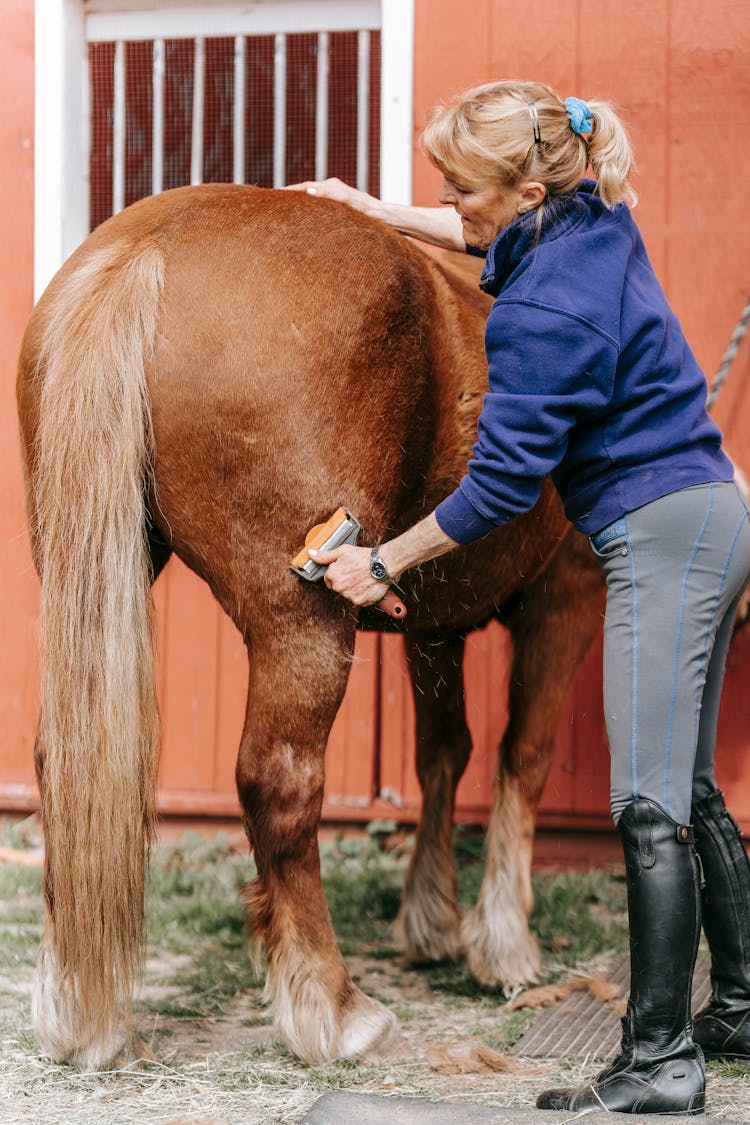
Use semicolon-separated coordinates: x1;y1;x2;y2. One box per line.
692;790;750;1062
537;799;705;1115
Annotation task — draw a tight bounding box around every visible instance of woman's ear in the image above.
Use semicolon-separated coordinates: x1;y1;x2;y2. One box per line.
518;180;547;214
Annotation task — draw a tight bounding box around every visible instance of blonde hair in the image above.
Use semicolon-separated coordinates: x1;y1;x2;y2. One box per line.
422;79;637;212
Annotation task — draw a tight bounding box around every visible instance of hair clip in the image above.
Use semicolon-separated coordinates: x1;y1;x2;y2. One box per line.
527;99;542;145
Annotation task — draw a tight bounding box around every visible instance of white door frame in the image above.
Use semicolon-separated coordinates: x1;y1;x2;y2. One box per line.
34;0;414;300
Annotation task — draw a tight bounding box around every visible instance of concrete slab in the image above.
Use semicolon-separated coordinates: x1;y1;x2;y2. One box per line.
301;1090;742;1125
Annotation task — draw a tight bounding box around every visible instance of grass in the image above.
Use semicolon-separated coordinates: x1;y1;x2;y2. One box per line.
0;822;630;1034
0;818;747;1123
530;868;628;966
320;834;408;955
142;831;263;1020
0;829;44;983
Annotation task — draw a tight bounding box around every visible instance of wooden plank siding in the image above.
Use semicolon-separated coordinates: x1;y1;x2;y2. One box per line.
2;1;750;840
0;0;38;807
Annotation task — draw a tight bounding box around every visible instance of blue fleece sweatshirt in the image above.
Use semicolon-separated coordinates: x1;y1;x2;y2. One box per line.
434;180;733;544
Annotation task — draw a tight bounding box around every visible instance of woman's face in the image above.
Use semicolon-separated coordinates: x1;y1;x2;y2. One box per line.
438;175;524;250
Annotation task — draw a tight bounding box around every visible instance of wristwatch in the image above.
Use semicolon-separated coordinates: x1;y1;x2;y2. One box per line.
369;545;391;583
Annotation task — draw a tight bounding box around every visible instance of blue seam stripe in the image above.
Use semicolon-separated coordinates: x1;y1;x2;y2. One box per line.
663;484;713;812
627;517;639;800
691;509;749;758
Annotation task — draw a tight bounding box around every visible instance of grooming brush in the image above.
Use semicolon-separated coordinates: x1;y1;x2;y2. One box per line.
291;507;407;619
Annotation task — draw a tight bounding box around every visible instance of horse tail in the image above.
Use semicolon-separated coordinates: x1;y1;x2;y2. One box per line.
29;237;164;1064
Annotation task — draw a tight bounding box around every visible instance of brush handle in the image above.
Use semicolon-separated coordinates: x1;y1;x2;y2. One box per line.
376;589;407;619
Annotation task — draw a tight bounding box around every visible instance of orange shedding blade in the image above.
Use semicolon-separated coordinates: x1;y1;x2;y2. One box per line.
290;507;350;570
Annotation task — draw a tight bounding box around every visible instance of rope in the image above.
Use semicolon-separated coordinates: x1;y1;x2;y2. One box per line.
706;294;750;411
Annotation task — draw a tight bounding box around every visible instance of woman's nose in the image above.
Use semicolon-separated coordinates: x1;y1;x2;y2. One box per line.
437;178;455;205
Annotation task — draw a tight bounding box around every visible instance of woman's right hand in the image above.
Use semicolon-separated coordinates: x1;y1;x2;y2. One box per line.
284;177;466;252
283;177;377;214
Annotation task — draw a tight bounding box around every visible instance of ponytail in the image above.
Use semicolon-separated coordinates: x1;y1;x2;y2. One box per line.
587;100;638;208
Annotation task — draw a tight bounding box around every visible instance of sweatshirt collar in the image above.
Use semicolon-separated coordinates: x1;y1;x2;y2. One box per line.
479;179;602;297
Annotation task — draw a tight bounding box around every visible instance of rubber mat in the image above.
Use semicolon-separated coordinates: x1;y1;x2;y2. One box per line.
510;956;712;1059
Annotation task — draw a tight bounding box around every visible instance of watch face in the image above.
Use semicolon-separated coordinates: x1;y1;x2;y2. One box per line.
370;559;388;581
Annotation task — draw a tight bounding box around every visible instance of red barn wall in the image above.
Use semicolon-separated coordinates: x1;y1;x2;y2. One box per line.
1;0;38;808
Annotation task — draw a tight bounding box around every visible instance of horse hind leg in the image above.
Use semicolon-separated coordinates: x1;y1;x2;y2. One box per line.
237;615;401;1064
393;632;471;964
461;532;605;990
461;754;545;991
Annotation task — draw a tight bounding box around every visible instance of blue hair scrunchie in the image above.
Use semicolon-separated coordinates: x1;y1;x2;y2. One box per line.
565;96;593;137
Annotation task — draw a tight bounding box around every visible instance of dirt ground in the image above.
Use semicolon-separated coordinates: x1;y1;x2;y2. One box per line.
3;932;749;1124
1;826;749;1124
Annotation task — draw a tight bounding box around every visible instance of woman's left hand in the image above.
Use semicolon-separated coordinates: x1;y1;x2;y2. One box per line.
308;544;390;606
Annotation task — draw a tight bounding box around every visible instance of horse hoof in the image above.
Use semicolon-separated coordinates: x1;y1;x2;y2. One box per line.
109;1034;156;1069
393;911;463;966
73;1031;155;1071
337;993;401;1061
359;1024;415;1064
467;952;542;992
461;910;542;992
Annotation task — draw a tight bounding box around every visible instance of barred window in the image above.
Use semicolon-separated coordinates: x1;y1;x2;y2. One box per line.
89;26;380;230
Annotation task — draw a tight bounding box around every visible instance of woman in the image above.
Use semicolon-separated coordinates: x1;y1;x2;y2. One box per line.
295;80;750;1115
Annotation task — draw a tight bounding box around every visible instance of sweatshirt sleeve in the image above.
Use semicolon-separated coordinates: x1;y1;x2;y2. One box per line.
435;299;618;544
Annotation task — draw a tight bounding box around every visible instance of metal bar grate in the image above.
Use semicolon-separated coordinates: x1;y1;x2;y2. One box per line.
190;36;206;185
315;31;329;182
88;25;381;231
356;30;370;192
112;40;126;214
232;35;245;184
272;32;287;189
151;38;165;195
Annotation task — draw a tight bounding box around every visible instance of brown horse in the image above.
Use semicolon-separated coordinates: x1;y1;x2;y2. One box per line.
16;184;605;1069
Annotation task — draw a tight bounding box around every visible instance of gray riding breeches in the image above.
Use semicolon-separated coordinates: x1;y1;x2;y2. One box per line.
589;481;750;825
